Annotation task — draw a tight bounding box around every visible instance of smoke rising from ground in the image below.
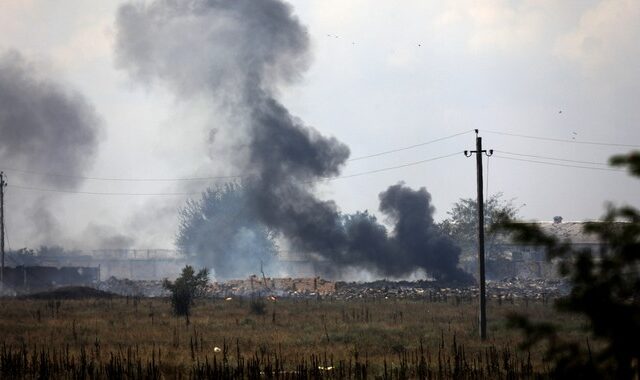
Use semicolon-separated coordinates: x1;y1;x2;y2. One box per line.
116;0;471;283
0;50;103;246
176;184;280;280
0;50;101;189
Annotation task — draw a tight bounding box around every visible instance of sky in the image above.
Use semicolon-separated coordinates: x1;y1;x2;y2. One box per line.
0;0;639;250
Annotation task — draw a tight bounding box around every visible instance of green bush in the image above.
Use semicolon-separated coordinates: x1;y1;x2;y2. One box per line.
163;265;209;324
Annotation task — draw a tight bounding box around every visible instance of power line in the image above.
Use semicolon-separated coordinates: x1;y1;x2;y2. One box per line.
484;130;640;148
494;150;611;166
0;167;244;183
493;154;625;172
8;152;461;196
7;185;201;196
0;130;472;182
316;152;461;182
5;128;629;192
348;130;473;161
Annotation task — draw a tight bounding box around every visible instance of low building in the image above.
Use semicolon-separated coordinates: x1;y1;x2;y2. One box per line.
493;217;608;279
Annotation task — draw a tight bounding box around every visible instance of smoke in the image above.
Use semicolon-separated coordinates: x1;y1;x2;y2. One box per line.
115;0;309;100
82;223;136;249
26;199;63;244
0;50;101;188
115;0;471;283
176;184;280;280
378;184;467;280
0;50;102;246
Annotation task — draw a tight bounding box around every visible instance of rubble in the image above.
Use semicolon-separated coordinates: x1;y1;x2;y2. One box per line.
97;275;335;298
96;274;568;301
207;275;335;297
97;277;168;297
333;278;568;301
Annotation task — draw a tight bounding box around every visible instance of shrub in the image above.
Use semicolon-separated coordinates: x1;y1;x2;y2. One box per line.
163;265;209;324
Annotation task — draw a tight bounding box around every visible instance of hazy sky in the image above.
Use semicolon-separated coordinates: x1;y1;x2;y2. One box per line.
1;0;639;249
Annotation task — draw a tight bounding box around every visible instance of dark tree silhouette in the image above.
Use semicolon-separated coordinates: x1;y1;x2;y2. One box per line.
496;152;640;379
176;183;278;279
163;265;209;325
440;193;521;278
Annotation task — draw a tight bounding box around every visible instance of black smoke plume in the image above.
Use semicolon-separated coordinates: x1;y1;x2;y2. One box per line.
0;50;101;188
115;0;472;283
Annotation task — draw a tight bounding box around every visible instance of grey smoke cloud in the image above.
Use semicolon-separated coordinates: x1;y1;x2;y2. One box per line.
116;0;471;282
115;0;310;99
83;223;136;249
0;50;102;188
26;198;63;244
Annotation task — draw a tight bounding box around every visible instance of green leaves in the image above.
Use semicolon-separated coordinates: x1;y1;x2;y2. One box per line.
497;151;640;379
163;265;209;321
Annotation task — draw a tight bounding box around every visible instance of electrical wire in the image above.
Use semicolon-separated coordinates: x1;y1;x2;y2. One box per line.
7;152;462;196
6;185;202;196
484;130;640;148
315;151;461;182
347;130;473;161
3;128;632;193
0;130;473;183
494;150;611;166
493;154;625;172
0;167;244;183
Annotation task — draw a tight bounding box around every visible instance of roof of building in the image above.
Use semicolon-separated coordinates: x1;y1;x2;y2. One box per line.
536;222;602;244
497;221;614;245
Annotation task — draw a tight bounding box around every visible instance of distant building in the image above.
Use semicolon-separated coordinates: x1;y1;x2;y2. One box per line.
6;248;188;281
492;218;609;279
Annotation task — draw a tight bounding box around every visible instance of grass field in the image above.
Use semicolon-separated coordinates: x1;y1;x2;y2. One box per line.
0;295;587;379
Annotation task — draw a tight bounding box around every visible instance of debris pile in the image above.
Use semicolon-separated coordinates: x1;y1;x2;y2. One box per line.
333;278;568;301
96;275;567;300
97;275;335;298
487;277;569;301
208;275;335;297
98;277;168;297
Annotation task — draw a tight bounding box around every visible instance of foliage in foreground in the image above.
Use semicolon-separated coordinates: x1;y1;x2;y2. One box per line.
0;292;584;379
0;335;540;380
497;151;640;379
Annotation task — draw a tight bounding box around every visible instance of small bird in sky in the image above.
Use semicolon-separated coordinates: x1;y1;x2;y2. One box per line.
558;110;562;114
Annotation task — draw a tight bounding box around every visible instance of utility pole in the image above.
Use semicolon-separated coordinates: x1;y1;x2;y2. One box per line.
464;130;492;340
0;172;5;290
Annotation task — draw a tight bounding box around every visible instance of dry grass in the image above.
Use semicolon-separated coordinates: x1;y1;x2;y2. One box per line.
0;295;587;378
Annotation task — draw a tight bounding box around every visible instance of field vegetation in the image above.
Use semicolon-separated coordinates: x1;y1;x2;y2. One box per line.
0;295;586;379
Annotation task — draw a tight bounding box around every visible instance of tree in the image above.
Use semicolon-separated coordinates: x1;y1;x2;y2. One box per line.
439;193;521;277
496;152;640;379
163;265;209;325
176;183;278;279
